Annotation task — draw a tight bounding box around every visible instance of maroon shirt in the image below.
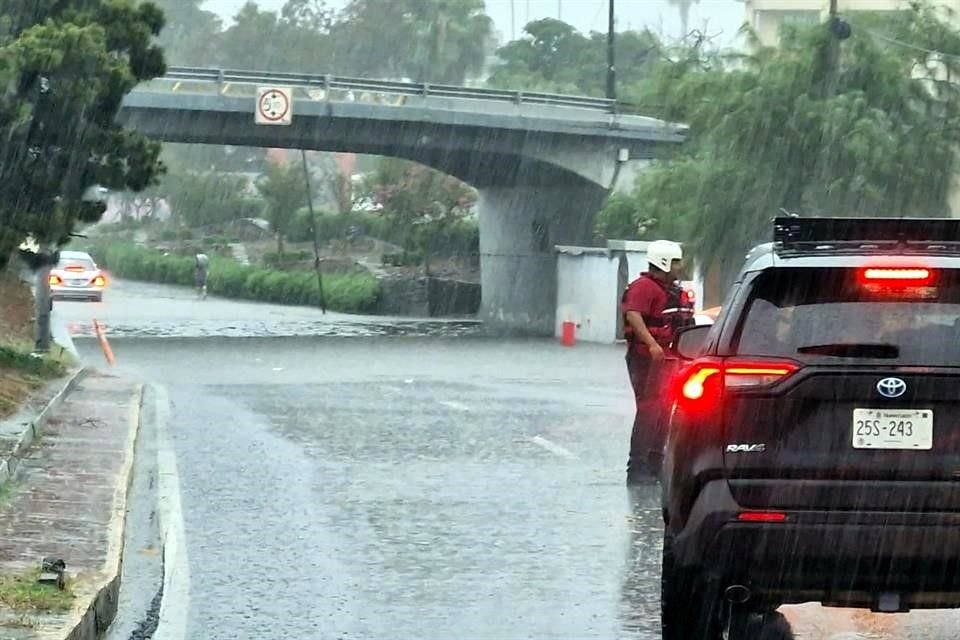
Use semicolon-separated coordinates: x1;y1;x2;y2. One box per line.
622;273;672;356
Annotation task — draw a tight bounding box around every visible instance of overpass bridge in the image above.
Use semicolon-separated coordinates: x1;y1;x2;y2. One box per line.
119;67;687;334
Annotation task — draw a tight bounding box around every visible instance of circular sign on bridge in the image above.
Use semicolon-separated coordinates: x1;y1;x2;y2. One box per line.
256;87;293;125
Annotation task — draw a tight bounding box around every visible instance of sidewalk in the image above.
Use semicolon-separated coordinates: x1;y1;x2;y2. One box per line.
0;370;141;639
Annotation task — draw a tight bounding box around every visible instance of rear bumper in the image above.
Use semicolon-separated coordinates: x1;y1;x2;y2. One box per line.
675;479;960;608
51;287;101;299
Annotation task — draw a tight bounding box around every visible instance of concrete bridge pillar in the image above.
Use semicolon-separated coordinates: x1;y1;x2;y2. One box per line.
477;181;609;335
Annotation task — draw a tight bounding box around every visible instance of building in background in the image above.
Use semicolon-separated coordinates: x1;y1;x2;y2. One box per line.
741;0;960;216
739;0;959;47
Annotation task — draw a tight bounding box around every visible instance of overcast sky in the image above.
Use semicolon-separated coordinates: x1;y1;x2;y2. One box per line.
201;0;746;48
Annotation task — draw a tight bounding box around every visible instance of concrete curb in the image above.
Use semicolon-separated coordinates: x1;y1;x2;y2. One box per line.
0;367;89;487
60;383;144;640
50;309;79;359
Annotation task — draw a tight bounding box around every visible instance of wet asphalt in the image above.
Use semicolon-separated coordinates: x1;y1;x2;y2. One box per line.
58;280;960;639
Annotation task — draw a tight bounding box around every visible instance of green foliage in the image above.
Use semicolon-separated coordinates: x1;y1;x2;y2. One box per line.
89;242;379;312
0;0;167;266
216;2;333;72
257;160;308;255
158;170;263;227
0;568;74;612
263;250;311;267
332;0;493;83
287;208;391;244
364;157;476;252
152;0;492;86
0;345;66;379
147;0;222;66
488;19;661;96
612;4;960;287
593;192;649;242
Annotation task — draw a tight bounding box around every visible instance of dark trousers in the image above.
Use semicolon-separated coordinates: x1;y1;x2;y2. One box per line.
626;350;671;469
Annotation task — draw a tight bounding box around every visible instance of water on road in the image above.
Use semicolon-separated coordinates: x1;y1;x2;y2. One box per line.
59;279;960;639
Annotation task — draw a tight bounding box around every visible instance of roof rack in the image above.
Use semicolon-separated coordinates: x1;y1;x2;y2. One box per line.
773;216;960;255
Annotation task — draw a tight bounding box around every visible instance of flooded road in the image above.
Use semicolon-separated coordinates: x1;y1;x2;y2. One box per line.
61;279;960;639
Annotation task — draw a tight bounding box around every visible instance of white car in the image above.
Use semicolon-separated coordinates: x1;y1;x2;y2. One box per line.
49;251;106;302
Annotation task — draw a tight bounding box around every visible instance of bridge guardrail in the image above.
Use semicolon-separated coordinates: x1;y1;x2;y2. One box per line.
155;66;620;113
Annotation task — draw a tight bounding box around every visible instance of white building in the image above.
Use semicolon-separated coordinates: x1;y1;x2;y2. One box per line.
741;0;960;47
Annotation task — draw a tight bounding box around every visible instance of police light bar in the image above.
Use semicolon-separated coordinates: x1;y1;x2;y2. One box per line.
774;217;960;248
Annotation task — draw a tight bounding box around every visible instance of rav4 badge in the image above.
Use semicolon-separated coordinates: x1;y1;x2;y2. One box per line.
726;444;767;453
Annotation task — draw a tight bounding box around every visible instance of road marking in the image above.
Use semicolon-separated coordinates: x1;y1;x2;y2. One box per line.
527;435;578;460
438;400;471;412
153;385;190;640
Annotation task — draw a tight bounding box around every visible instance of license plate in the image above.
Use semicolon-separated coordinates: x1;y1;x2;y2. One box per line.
853;408;933;450
68;279;86;286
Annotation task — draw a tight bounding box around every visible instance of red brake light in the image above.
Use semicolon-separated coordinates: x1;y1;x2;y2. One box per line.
681;365;721;401
725;362;799;389
737;511;787;523
677;359;799;405
860;267;932;285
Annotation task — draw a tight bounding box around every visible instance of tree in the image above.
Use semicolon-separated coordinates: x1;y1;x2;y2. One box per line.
487;19;661;96
365;158;475;264
0;0;167;267
257;159;308;256
281;0;335;31
667;0;700;39
147;0;222;66
217;2;333;72
331;0;493;83
160;170;262;228
618;4;960;294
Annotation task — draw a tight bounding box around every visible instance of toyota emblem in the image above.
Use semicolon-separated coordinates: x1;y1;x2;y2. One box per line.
876;377;907;399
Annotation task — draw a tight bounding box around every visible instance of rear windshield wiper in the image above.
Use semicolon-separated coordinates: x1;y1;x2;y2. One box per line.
796;343;900;358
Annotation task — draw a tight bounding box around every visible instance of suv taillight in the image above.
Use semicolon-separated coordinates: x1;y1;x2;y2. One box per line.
678;358;799;406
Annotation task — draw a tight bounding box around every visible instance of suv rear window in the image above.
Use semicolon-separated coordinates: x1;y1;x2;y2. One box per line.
734;267;960;366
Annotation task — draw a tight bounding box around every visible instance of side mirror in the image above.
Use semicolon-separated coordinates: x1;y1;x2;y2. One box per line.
674;325;711;360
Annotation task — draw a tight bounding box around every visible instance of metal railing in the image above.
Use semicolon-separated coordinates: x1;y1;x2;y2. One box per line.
153;66;620;113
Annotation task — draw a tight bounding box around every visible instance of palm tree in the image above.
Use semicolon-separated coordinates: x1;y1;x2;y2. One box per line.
410;0;493;83
667;0;699;38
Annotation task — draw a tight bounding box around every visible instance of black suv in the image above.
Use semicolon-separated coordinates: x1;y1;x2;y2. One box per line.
660;217;960;639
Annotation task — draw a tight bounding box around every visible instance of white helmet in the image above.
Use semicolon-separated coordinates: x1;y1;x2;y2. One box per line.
647;240;683;272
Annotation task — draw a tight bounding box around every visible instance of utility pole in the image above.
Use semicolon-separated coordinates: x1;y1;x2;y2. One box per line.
809;0;849;213
511;0;515;40
606;0;616;101
34;263;51;353
300;150;327;314
557;0;562;21
825;0;839;96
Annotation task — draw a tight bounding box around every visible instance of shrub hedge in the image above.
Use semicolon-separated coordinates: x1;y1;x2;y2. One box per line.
87;243;380;313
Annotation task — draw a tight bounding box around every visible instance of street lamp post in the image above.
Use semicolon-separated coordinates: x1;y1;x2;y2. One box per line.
606;0;616;101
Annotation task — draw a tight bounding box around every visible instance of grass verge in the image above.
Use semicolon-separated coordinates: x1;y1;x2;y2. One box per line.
0;568;74;612
0;271;69;419
84;242;382;313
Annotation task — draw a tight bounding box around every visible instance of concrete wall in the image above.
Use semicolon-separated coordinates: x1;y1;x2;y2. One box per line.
376;275;481;317
555;249;624;344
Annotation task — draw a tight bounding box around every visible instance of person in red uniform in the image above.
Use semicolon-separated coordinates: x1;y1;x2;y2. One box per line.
622;240;684;483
